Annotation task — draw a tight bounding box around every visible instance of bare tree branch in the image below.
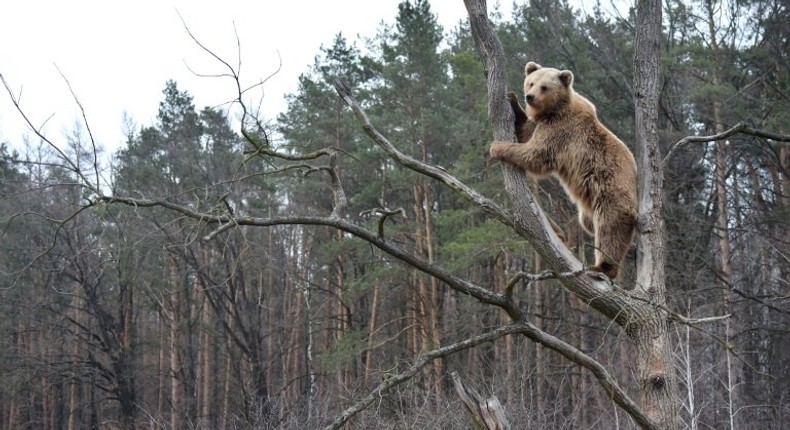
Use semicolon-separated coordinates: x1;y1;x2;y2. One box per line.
0;73;100;191
177;13;280;152
95;193;509;307
663;121;790;165
54;65;101;192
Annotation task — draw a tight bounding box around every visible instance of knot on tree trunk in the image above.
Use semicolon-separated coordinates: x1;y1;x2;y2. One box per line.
646;373;667;390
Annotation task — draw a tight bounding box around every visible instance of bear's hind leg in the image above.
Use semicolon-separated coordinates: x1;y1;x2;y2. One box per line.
578;209;594;235
590;212;636;279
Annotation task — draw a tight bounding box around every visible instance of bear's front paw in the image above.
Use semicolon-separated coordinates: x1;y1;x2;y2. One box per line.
489;142;504;158
506;92;521;105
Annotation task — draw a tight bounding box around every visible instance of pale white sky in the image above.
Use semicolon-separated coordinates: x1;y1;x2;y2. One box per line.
0;0;493;156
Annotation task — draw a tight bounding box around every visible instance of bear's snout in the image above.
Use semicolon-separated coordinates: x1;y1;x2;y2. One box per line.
525;94;535;105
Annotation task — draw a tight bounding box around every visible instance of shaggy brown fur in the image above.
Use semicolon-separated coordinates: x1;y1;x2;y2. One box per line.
490;62;638;278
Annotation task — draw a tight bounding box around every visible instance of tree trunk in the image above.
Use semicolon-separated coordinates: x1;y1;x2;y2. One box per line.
117;266;137;430
198;299;212;427
413;179;443;402
157;314;167;418
41;375;52;430
705;1;739;425
633;0;680;427
781;145;790;209
169;276;184;430
364;281;380;388
532;252;545;413
220;326;233;430
67;379;79;430
706;0;734;288
67;296;82;430
300;229;317;420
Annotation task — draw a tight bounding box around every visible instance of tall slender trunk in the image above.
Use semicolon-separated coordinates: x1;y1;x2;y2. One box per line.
67;378;79;430
300;229;317;421
705;2;739;426
42;377;52;430
169;278;184;430
422;183;443;400
283;266;300;403
705;0;733;283
532;252;545;413
334;228;350;390
198;299;212;427
117;264;137;430
712;70;733;286
89;374;99;429
157;314;167;417
220;322;233;430
780;145;790;209
332;95;352;392
633;0;680;426
7;387;19;429
67;296;82;430
364;282;380;388
498;251;515;406
412;179;442;402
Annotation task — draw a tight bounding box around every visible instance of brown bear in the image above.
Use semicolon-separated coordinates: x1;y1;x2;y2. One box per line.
490;62;638;279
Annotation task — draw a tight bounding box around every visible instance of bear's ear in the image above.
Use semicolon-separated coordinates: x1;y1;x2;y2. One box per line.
558;70;574;87
525;62;542;75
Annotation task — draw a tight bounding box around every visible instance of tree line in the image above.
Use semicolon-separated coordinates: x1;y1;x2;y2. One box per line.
1;0;788;428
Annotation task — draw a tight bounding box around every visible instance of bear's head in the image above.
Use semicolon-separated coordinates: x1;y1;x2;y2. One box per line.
522;62;574;121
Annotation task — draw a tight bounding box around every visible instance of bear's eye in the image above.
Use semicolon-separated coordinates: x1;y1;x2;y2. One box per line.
528;83;534;88
540;85;548;92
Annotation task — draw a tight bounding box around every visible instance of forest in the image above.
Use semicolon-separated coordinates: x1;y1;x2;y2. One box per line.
1;0;789;428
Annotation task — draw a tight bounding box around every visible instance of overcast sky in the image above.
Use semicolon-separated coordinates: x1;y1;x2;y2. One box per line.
0;1;499;155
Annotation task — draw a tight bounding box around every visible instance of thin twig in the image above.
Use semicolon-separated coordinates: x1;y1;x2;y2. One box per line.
504;268;588;299
53;65;102;192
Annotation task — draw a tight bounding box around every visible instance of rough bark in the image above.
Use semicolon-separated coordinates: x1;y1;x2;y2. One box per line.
633;0;680;427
